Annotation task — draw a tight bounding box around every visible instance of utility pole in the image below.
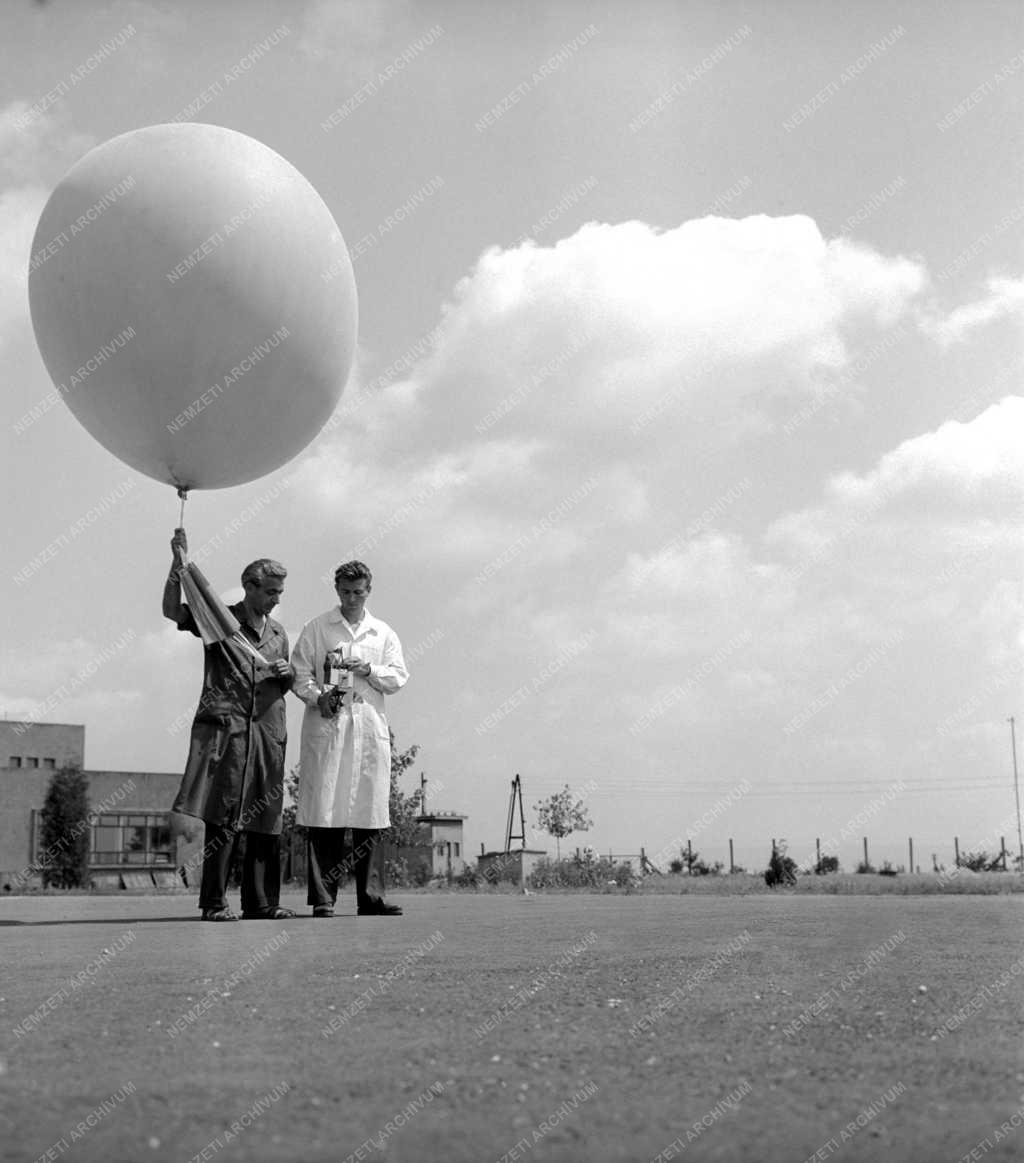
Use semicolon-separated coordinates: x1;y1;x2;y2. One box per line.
504;774;528;894
505;773;526;853
1010;717;1023;875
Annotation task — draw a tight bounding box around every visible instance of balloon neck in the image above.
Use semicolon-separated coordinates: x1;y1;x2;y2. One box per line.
175;485;190;529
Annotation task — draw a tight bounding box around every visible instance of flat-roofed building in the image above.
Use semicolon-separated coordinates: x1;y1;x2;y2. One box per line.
0;720;201;891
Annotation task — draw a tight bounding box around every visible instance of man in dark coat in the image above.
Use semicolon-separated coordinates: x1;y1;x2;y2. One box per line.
164;528;295;921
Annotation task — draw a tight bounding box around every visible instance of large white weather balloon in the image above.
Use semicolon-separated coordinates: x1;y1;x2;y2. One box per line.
28;123;357;490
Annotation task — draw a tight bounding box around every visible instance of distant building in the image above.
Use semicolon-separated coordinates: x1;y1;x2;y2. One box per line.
418;811;467;879
0;721;201;891
387;775;467;882
417;774;466;878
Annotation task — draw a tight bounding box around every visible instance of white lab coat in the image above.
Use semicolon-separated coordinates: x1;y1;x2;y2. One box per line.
291;607;408;829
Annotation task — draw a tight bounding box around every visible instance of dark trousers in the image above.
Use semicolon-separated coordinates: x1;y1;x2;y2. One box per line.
306;827;384;910
199;824;281;913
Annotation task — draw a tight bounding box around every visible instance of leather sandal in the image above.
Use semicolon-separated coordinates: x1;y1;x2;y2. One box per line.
201;907;239;922
241;906;296;920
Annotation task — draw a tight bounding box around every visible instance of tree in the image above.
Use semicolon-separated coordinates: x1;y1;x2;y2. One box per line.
385;731;429;848
384;731;433;886
39;763;91;889
534;784;593;860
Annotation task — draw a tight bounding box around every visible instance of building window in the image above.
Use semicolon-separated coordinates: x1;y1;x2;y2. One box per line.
9;756;22;767
26;757;39;768
454;842;460;857
43;758;56;769
89;813;174;866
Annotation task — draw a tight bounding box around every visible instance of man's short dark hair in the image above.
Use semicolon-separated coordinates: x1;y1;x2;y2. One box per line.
241;559;287;587
334;560;372;586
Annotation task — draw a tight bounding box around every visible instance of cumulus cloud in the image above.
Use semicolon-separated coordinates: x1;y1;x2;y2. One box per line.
787;395;1024;525
588;395;1024;744
923;276;1024;348
294;216;928;584
424;216;927;440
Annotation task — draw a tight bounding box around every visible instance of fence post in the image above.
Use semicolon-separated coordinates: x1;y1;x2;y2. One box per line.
863;836;869;869
687;839;693;874
1002;836;1008;871
815;837;820;869
908;837;913;874
954;836;960;867
729;838;734;874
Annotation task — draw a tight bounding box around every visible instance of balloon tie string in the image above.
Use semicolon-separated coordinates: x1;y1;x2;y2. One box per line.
177;487;188;529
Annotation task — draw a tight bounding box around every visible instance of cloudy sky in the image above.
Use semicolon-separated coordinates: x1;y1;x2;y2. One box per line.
2;0;1022;874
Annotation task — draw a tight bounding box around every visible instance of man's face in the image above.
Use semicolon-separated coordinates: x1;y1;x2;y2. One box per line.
336;577;370;621
246;578;284;616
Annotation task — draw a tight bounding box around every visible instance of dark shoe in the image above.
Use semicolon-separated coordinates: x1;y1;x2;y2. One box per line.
241;906;296;920
357;900;403;916
201;907;239;922
312;906;335;918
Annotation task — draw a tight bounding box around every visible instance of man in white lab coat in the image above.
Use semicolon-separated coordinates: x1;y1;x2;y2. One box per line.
291;561;409;916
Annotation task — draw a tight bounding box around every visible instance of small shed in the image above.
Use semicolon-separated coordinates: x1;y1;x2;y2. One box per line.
418;811;467;879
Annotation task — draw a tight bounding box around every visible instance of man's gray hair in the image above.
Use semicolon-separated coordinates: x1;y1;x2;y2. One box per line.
241;559;287;587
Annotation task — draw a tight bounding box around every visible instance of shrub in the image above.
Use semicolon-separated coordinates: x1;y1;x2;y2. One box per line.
692;859;724;876
384;856;411;887
813;855;840;875
384;854;434;888
679;846;723;876
960;851;1005;872
455;865;483;889
528;850;634;889
855;860;876;874
764;841;797;887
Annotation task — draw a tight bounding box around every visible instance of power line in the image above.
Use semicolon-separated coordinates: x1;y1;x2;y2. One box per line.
541;783;1008;796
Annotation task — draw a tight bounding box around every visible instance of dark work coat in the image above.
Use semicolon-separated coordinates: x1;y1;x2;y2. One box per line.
171;603;292;834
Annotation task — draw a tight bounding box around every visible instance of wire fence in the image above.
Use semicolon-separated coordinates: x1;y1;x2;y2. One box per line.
575;834;1023;876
